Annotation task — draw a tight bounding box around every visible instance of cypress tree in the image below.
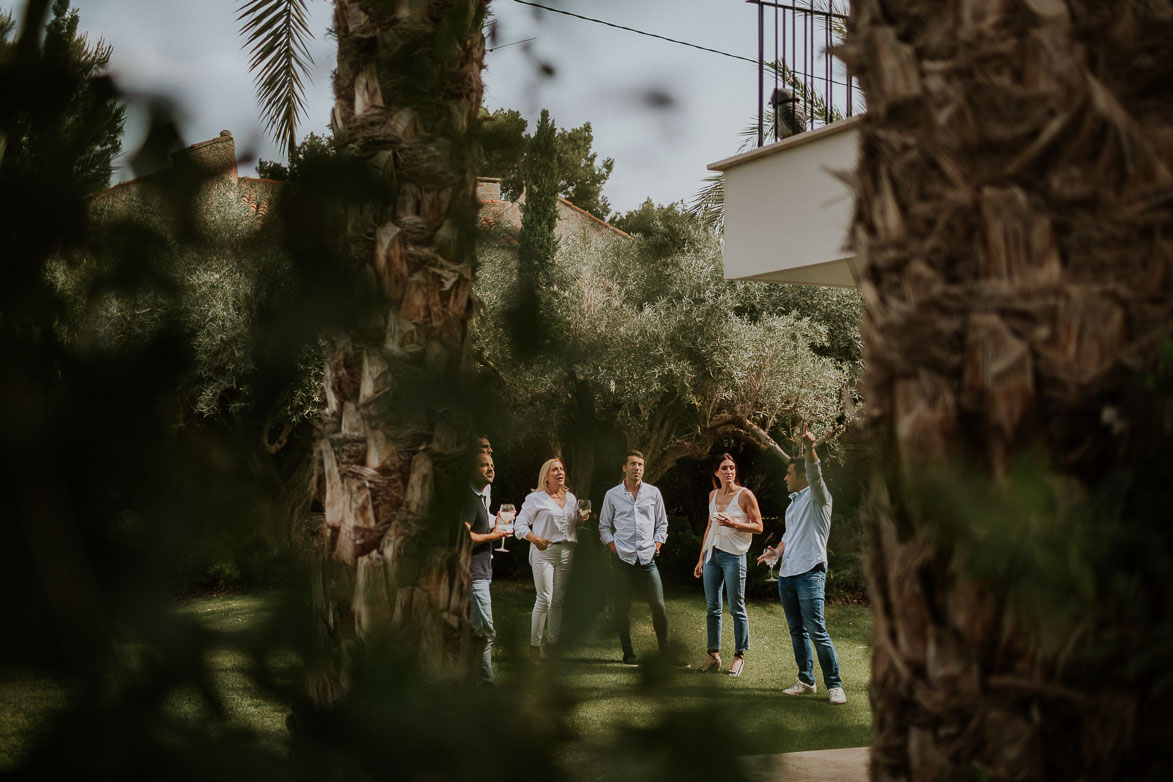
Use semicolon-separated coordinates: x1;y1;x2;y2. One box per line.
509;108;559;355
517;108;559;286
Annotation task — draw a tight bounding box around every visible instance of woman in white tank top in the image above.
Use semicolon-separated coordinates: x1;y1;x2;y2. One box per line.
692;453;763;675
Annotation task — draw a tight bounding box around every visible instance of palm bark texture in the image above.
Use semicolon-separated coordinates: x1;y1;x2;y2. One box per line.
845;1;1173;779
309;0;488;699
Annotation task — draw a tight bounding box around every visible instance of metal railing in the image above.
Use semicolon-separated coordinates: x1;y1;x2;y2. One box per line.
747;1;864;147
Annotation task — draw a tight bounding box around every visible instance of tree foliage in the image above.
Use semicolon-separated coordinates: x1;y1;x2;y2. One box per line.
611;198;700;259
478;106;614;219
507;108;560;358
477;106;527;192
516;109;559;284
49;174;321;427
255;131;337;181
553;119;612;219
475;221;858;483
1;4;309;775
0;0;125;199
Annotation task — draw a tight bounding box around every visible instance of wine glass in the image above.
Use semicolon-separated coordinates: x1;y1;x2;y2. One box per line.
761;545;780;583
576;498;591;523
496;503;515;552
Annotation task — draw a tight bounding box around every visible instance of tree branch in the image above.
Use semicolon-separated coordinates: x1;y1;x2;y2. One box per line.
645;426;733;483
263;418;295;454
710;412;794;462
643;412;797;483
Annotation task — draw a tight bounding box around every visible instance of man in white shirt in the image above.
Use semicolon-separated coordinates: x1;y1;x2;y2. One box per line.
769;425;846;704
598;450;685;667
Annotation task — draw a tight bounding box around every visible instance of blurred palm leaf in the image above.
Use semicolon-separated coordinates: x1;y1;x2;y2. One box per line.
816;0;849;43
237;0;314;157
688;173;724;232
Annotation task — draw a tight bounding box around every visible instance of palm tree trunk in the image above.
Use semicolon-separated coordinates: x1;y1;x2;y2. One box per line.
847;1;1173;778
308;0;488;698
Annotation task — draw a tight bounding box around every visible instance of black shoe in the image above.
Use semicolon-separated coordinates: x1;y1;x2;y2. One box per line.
670;658;691;669
621;653;638;666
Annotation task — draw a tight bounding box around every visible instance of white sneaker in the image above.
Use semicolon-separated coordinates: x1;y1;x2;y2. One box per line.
828;686;847;705
781;679;816;695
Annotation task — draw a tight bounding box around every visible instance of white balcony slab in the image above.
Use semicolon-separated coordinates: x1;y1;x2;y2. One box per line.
709;115;862;288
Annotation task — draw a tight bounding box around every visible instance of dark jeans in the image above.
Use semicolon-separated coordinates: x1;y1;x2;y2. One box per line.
613;558;670;656
777;564;842;689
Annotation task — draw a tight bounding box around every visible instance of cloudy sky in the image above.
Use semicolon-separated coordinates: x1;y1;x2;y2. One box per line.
26;0;782;214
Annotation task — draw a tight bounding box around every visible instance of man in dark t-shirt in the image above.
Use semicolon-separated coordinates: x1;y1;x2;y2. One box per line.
463;450;509;684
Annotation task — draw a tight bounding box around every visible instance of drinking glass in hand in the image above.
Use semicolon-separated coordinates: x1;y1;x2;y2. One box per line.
761;546;780;583
576;498;591;523
496;504;515;552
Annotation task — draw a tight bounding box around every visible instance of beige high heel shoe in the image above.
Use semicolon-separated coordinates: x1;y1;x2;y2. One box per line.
696;653;721;673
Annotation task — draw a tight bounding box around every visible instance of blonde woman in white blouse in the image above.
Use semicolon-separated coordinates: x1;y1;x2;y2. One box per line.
692;453;763;676
515;457;578;662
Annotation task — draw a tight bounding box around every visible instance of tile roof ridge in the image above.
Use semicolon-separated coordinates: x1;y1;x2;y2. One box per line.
556;197;631;239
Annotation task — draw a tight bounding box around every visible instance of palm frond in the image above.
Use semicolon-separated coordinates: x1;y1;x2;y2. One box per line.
237;0;314;157
813;1;850;44
687;173;725;233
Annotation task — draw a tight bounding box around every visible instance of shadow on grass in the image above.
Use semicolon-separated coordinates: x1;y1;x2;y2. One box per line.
0;585;871;778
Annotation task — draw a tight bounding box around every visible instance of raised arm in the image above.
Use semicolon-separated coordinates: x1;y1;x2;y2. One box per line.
801;422;831;507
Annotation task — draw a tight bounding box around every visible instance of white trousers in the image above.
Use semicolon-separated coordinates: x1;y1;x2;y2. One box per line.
529;542;575;646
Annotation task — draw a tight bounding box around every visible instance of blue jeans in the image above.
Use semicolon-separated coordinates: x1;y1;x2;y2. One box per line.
469;579;495;684
703;548;749;655
777;566;841;689
614;558;670;656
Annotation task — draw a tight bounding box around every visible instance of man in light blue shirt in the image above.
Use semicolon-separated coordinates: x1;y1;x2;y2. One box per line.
761;424;846;704
598;450;685;667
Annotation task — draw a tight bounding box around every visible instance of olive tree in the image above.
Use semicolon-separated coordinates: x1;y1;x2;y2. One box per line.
474;223;858;493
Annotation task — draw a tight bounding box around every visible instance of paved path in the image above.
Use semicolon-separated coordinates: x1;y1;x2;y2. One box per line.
741;747;869;781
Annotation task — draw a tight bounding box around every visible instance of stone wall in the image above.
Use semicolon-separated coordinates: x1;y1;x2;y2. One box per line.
476;177;629;249
183;130;238;184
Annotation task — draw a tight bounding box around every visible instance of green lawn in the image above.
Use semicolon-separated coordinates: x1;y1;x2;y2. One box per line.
0;669;69;771
0;583;872;774
491;580;873;763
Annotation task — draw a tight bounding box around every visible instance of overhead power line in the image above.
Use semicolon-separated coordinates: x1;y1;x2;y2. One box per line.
509;0;758;65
